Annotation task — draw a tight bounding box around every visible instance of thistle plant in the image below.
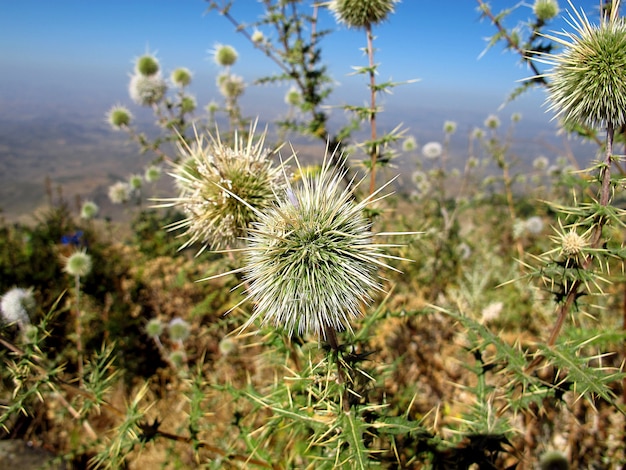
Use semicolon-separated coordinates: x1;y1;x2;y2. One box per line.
159;121;287;253
208;147;413;340
529;0;626;345
62;248;93;383
328;0;412;195
0;287;35;330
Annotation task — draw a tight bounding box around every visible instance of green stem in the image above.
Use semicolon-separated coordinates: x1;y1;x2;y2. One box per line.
366;23;379;196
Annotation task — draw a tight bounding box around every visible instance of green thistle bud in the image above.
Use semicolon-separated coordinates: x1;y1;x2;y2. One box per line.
145;165;162;183
63;249;92;277
80;200;99;220
537;2;626;127
135;54;160;77
159;121;287;252
402;136;417;153
484;114;501;129
129;74;167;106
145;318;164;337
205;100;220;114
214;44;238;67
170;67;192;87
168;350;186;368
534;0;559;21
106;105;132;129
1;287;35;327
284;86;301;106
329;0;399;28
561;229;586;256
443;120;457;134
217;73;245;100
128;174;143;191
180;95;197;114
212;150;413;338
168;317;190;342
511;112;522;123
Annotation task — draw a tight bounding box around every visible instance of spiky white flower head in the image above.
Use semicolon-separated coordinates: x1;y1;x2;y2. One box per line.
284;86;301;106
135;53;160;77
536;1;626;128
402;136;417;153
106;105;132;129
511;112;522;123
484;114;501;129
63;249;92;277
210;149;412;338
251;29;265;44
170;67;192;87
213;44;238;67
1;287;35;327
533;155;549;170
145;165;162;183
80;200;99;220
168;317;190;342
328;0;400;28
205;100;220;115
217;73;245;100
108;181;131;204
443;120;457;134
160;122;287;252
533;0;559;22
129;74;167;106
422;141;443;159
471;127;485;139
467;156;479;169
560;229;587;256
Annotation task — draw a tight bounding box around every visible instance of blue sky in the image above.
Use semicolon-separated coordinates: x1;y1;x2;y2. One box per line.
0;1;608;126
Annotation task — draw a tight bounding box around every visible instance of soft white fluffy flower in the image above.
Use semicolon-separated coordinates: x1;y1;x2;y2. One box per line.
422;141;443;159
1;287;35;327
108;181;132;204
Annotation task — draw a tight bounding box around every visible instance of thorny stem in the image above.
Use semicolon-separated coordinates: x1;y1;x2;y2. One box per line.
547;123;615;347
324;325;351;412
366;23;379;196
74;274;84;387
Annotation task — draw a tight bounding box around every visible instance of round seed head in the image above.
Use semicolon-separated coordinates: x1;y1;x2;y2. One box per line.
129;174;143;191
484;114;501;129
145;318;164;337
145;165;162;183
422;141;442;159
168;317;190;342
284;86;301;106
251;30;264;44
63;249;92;277
561;229;586;256
1;287;35;326
129;74;167;106
402;136;417;153
329;0;400;28
180;95;197;114
108;181;131;204
443;120;457;134
217;73;245;100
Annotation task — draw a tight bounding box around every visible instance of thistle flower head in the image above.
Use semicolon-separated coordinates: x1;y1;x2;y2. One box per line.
402;136;417;153
251;30;265;44
443;120;457;134
536;1;626;128
422;141;442;159
533;0;560;22
168;317;190;342
129;74;167;106
108;181;131;204
217;73;245;100
560;229;587;256
214;148;411;338
213;44;238;67
145;165;162;183
145;318;164;338
80;200;99;220
63;248;92;277
106;105;132;129
170;67;192;87
284;86;301;106
484;114;501;129
128;174;143;191
180;95;197;114
161;122;287;252
328;0;400;28
1;287;35;327
135;54;160;77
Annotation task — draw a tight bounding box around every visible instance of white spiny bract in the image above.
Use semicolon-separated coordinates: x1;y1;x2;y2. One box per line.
161;123;286;253
209;148;409;338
